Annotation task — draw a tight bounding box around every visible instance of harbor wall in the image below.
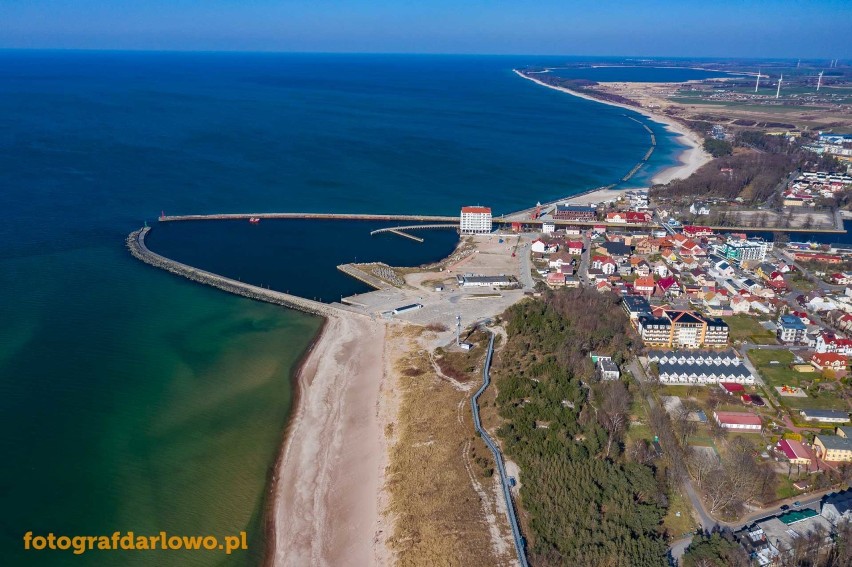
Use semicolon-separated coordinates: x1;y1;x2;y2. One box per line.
126;227;337;317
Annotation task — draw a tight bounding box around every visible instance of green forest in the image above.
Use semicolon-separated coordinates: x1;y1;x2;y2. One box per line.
493;288;668;566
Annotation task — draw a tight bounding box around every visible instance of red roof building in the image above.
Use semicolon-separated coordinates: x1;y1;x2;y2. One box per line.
719;382;745;394
777;439;814;465
812;352;848;372
714;411;762;430
566;240;583;254
461;206;491;214
683;225;714;237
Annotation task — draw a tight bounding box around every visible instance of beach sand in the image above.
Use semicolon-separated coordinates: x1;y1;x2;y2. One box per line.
270;312;388;567
514;70;711;185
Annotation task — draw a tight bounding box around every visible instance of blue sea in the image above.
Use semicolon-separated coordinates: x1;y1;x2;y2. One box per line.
0;51;702;566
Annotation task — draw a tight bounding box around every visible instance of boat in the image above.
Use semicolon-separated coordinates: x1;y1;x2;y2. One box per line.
249;217;260;224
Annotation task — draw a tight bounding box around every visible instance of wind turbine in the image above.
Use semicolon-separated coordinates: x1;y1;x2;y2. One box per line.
776;74;783;99
817;70;824;91
754;69;764;93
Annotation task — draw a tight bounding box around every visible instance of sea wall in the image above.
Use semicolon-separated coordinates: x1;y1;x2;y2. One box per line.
126;227;336;317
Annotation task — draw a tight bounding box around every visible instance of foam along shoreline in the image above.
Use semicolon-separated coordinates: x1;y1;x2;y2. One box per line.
269;311;388;567
513;69;711;185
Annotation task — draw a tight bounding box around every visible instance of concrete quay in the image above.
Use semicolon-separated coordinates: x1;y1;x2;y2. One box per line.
126;227;339;317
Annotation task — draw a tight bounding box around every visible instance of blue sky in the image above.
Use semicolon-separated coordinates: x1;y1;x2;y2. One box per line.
1;0;849;57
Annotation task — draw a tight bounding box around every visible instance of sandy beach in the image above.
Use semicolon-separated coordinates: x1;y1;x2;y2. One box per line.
514;70;711;185
270;312;389;567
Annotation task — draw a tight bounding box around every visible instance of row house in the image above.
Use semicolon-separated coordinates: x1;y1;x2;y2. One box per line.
647;349;740;366
658;362;755;385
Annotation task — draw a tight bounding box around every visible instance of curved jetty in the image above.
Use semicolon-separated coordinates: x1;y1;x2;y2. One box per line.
126;227;337;316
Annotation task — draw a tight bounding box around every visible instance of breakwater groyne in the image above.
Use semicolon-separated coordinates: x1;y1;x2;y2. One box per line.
159;212;459;223
127;227;337;317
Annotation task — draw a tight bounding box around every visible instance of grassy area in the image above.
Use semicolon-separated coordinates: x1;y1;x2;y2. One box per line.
748;349;850;410
387;327;512;566
775;475;805;501
786;273;817;292
662;487;699;539
724;314;777;344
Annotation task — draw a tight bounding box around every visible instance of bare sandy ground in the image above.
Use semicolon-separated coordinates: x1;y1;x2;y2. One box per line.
271;312;388;567
514;70;712;185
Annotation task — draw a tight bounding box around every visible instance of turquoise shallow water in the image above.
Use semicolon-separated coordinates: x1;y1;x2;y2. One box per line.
0;52;689;565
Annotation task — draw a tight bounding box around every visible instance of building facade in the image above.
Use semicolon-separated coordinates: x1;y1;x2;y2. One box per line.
460;206;492;234
553;204;596;222
778;314;807;344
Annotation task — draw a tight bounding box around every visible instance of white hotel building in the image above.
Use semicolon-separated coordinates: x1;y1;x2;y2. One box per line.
460;206;492;234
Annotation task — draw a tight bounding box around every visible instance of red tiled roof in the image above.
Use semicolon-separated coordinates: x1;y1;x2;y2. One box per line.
461;206;491;214
720;382;745;393
812;352;847;366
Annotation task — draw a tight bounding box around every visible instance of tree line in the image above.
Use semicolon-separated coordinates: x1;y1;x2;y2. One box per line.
493;288;668;566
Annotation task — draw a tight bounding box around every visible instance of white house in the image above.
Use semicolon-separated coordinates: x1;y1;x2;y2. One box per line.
542;222;555;234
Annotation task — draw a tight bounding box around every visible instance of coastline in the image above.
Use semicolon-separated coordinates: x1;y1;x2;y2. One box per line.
263;315;328;567
268;311;388;566
513;69;711;185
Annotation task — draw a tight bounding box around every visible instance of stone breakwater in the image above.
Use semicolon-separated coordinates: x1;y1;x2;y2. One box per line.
126;227;337;317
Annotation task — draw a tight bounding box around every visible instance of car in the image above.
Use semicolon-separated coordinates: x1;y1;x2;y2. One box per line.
793;501;801;508
750;395;766;407
780;504;790;511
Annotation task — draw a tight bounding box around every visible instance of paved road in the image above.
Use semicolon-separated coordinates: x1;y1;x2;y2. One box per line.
579;233;591;284
517;239;534;291
668;536;693;566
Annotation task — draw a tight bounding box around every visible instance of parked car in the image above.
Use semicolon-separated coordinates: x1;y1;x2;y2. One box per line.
793;501;802;508
751;395;766;407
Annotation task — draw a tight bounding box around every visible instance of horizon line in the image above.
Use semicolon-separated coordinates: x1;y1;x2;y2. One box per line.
0;47;842;63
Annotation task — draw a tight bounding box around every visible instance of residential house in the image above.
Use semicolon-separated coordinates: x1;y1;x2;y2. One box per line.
776;439;814;466
531;239;547;254
816;332;852;355
546;272;567;288
690;202;711;215
597;359;620;380
634;276;656;297
566;240;583;255
655;276;680;297
592;255;617;275
811;352;848;376
831;273;852;285
821;491;852;525
635;260;651;277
